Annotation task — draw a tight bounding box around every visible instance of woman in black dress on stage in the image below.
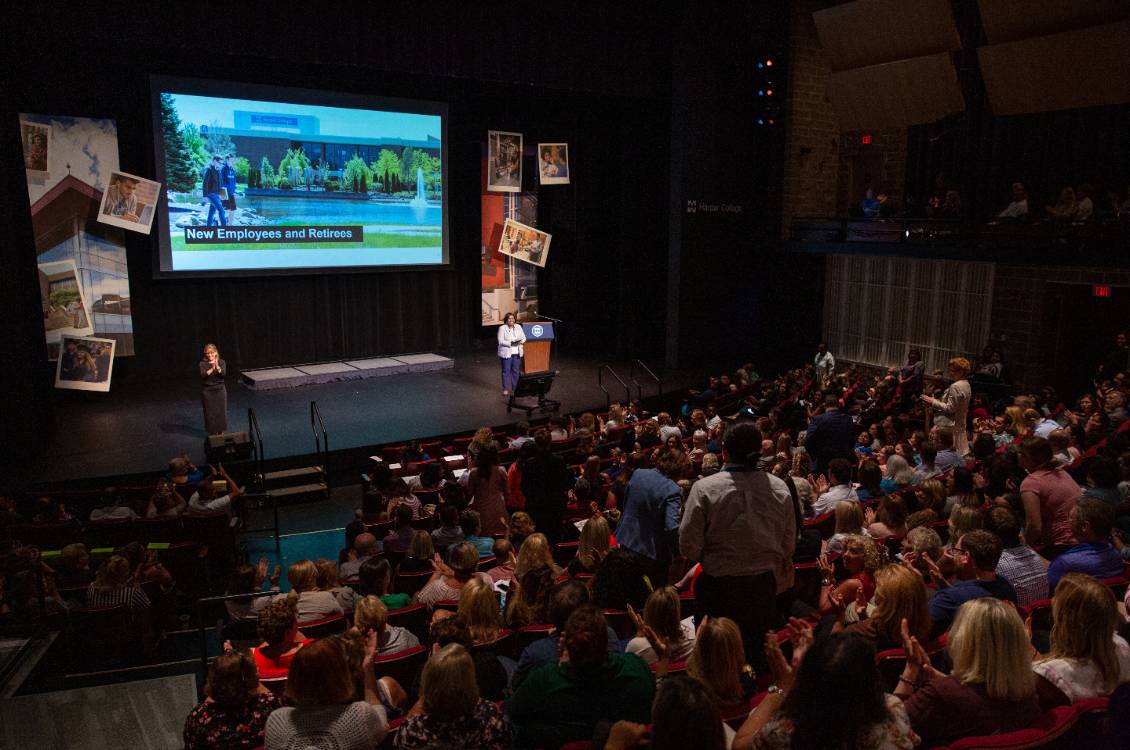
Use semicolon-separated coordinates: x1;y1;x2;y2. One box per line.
200;343;227;435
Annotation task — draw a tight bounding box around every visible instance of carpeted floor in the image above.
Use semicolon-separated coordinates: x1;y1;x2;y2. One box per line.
0;673;198;749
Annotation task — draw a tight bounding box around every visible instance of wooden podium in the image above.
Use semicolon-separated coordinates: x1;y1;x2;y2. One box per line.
521;321;555;374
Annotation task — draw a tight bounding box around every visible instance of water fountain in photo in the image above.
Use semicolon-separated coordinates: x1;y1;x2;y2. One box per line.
409;166;428;208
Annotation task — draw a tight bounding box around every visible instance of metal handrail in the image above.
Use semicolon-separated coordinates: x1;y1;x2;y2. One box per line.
597;365;631;410
310;401;330;491
247;408;265;491
629;359;661;402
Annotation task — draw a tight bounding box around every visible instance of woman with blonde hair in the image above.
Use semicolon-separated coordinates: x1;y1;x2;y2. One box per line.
397;530;436;573
569;514;611;576
922;356;972;456
393;643;510;749
467;426;497;463
514;532;560;579
282;559;343;623
504;564;554;630
315;558;356;611
845;564;931;651
507;511;536;550
825;501;865;555
1034;573;1130;707
819;534;882;615
789;452;815;512
897;597;1039;747
687;617;753;709
457;577;504;645
625;586;695;664
86;554;150;617
354;595;420;655
603;403;625;435
200;342;228;435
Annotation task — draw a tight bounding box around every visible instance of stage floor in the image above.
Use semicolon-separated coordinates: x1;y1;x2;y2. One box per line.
30;352;706;484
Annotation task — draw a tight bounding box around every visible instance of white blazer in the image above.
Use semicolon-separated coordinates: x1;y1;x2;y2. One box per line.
497;323;526;358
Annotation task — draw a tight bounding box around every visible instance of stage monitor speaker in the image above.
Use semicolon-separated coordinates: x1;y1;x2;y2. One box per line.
508;370;561;416
205;431;253;463
826;52;964;130
978;0;1129;45
979;20;1130;115
813;0;959;71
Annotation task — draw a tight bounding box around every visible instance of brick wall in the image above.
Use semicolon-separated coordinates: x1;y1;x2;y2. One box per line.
836;127;908;215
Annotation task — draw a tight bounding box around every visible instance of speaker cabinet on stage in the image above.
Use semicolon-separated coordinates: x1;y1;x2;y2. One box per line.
205;431;253;463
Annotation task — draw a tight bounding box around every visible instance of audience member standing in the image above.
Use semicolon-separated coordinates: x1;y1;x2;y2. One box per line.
922;357;972;456
1018;437;1082;553
520;429;573;543
803;394;856;477
813;343;835;385
680;424;797;670
616;448;690;583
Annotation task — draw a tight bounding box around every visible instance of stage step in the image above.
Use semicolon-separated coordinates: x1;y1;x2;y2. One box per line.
259;466;324;483
268;482;329;501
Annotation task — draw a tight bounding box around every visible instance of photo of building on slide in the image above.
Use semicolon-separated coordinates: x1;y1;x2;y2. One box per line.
158;90;443;269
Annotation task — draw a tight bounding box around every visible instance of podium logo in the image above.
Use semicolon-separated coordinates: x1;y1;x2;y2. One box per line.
531;324;544;338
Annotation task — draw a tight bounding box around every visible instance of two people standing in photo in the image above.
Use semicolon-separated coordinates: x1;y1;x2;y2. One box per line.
497;312;526;397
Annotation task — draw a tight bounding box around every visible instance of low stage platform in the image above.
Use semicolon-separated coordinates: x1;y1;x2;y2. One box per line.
28;351;709;485
239;352;454;390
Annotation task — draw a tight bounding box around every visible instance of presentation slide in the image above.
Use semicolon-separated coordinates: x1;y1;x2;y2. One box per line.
151;77;447;276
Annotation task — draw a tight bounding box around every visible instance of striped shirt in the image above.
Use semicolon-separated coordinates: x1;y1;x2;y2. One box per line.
996;546;1049;607
85;584;151;616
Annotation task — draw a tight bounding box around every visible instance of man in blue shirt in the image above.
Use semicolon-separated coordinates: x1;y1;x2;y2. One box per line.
932;428;964;473
928;529;1018;637
615;448;689;582
1047;498;1125;591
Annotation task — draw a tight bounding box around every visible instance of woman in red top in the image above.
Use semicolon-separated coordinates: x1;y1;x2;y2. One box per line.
252;597;311;679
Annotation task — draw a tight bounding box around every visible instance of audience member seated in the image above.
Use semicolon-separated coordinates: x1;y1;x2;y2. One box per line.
733;627;917;750
818;534;881;617
225;559;281;621
942;468;979;517
393;643;511;749
567;513;611;576
457;577;505;645
486;538;517;584
89;489;139;521
1019;437;1083;552
897;598;1040;747
1047;498;1124;590
625;586;695;664
188;464;243;515
590;547;651;612
997;181;1029;220
336;629;409;720
265;635;389;750
145;480;186;518
252;597;310;680
1033;573;1130;707
900;526;944;584
460;510;495;556
460;445;510;536
932;428;963;474
514;532;561;579
356;557;410;610
865;495;908;540
811;458;859;517
431;504;464;547
86;554;151;618
183;648;281;750
844;564;932;652
911;441;939;484
1076;183;1095;221
687;616;757;711
855;459;884;500
860;188;881;218
985;506;1049;608
927;530;1017;637
405;461;446;493
382;505;418;555
508;605;654;748
315;558;356;611
504;564;554;631
414;541;491;610
339;533;378;579
398;531;436;573
1083;455;1124;508
354;594;420;655
605;675;728;750
427;615;508;702
54;542;94;588
825;501;866;556
386;479;422;520
507;511;536;551
1046;186;1079;222
278;560;343;623
167;453;206;502
574;455;612;508
880;455;915;495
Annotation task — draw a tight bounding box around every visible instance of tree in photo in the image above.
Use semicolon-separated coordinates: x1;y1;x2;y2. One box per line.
181;123;209;171
373;148;402;194
343;153;373;193
278;148;311;187
399;146;416;185
234;156;250;184
204;120;236;161
159;93;198;193
416;152;441;194
259;156;277;188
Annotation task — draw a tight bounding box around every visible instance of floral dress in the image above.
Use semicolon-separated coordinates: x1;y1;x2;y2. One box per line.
751;694;918;750
183;692;281;749
393;698;510;750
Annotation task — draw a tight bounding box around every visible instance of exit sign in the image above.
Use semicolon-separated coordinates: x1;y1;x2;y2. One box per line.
861;134;873;145
1093;285;1111;298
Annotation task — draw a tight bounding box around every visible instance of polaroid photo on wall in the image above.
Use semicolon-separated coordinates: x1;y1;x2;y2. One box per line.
21;119;50;180
55;335;116;392
97;170;161;234
487;130;523;192
497;218;552;268
38;259;95;344
537;143;570;185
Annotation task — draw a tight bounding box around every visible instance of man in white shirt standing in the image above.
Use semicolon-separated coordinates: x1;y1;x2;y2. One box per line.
814;342;835;385
497;312;526;397
997;182;1029;220
680;423;797;672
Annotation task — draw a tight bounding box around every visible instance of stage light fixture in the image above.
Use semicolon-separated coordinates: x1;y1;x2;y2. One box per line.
757;118;765;125
766;59;773;66
758;90;765;96
767;89;773;96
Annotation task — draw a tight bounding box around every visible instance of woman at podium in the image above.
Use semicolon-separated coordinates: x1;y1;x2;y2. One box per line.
497;313;526;397
200;342;228;434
